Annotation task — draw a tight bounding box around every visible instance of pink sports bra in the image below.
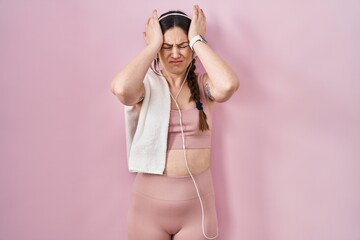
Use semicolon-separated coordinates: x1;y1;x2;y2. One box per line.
167;75;212;150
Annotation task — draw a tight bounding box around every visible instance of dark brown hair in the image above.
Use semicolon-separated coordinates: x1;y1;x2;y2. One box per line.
152;10;209;131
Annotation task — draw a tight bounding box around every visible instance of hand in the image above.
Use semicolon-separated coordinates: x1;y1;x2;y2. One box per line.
143;10;163;50
188;5;207;40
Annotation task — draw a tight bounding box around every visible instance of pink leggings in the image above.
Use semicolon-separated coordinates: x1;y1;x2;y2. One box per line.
127;168;218;240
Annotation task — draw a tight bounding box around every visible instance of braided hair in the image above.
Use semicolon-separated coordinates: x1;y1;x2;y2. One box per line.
151;10;210;131
186;59;210;131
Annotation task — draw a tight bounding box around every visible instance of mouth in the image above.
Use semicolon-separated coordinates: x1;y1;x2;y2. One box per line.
169;60;182;65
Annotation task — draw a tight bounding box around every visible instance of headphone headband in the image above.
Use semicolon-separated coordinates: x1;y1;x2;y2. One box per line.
158;13;191;22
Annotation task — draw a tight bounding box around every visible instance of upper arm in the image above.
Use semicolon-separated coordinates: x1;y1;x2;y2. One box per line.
202;74;215;101
202;73;236;103
203;73;228;102
128;84;146;106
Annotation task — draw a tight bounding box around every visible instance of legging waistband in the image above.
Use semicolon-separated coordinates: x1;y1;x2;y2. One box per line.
132;168;214;201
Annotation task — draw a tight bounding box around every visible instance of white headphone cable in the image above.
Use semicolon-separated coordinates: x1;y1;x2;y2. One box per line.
167;65;218;239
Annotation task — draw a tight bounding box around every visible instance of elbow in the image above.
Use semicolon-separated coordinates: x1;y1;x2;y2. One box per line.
225;75;240;94
232;74;240;91
110;79;142;106
110;80;128;104
215;76;240;103
229;80;240;93
110;80;123;98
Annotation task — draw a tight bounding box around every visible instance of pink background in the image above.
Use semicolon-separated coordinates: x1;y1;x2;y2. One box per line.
1;0;359;239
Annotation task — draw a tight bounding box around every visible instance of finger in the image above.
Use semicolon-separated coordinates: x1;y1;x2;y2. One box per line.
143;32;148;44
150;11;159;25
193;5;198;18
200;9;206;18
196;5;201;14
152;9;158;19
150;10;155;21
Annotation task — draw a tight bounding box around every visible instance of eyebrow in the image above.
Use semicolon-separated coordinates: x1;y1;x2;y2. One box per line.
162;41;189;46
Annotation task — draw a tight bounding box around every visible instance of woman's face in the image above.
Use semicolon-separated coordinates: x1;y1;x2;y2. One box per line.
158;26;192;76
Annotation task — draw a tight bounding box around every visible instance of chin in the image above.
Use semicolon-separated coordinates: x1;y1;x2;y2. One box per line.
168;68;186;75
166;64;191;75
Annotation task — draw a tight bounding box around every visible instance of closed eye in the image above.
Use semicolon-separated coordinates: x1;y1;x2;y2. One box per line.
161;43;172;49
162;42;189;50
178;43;189;48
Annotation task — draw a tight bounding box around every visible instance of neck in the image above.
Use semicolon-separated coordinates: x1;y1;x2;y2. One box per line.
161;70;187;88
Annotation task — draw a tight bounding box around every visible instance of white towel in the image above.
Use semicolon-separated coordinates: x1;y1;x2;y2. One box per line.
124;70;170;174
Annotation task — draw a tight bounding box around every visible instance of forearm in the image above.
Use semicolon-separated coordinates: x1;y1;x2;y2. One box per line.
111;45;159;105
193;42;240;101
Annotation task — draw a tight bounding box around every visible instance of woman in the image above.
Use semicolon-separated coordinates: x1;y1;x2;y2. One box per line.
111;5;239;240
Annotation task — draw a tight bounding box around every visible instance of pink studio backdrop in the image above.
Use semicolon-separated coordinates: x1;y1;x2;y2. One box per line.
1;0;359;239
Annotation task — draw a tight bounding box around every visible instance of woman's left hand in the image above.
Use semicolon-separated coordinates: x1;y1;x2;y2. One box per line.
188;5;207;40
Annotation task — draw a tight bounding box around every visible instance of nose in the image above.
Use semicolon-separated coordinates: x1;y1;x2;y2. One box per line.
171;46;180;58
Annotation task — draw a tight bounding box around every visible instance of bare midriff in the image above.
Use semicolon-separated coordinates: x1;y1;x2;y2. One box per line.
163;149;211;176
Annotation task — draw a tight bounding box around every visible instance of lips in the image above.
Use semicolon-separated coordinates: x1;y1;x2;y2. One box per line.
169;60;182;65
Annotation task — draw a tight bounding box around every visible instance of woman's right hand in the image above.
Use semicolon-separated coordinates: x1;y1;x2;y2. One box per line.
143;10;163;51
